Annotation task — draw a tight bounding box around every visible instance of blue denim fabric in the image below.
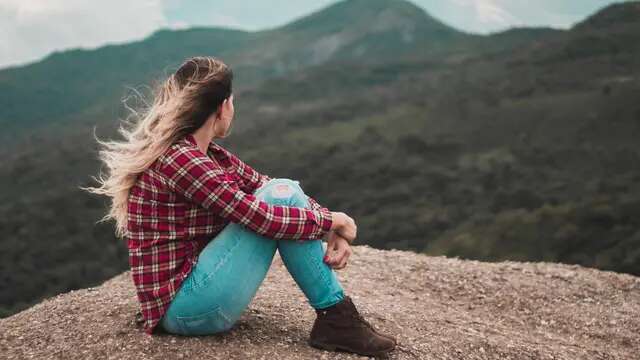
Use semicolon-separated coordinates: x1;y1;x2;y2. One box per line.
160;178;345;336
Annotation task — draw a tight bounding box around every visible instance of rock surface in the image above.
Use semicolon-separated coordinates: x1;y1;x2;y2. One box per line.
1;245;639;359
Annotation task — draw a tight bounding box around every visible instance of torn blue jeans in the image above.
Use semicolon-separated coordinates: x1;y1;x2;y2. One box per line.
160;178;345;336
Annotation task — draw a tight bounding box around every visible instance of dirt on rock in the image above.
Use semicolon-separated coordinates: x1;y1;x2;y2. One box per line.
1;245;639;359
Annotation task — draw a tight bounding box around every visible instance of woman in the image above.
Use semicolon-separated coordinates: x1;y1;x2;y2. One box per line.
83;56;396;357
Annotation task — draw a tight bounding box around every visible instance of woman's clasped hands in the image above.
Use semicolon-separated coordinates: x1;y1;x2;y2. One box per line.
324;212;357;270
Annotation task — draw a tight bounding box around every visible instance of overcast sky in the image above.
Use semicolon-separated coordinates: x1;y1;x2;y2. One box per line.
0;0;629;70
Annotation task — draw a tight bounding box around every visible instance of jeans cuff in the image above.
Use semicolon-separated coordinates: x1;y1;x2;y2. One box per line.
310;290;345;309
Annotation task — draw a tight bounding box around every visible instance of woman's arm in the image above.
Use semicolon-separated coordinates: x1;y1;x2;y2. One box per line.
217;144;340;235
220;146;272;194
157;146;333;240
306;194;325;212
224;147;328;212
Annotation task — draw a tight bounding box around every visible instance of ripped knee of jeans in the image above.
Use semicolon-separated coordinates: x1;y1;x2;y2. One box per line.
256;178;306;206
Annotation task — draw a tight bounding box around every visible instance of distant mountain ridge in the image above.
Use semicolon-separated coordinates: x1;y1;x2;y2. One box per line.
575;1;640;29
0;0;558;136
274;0;465;62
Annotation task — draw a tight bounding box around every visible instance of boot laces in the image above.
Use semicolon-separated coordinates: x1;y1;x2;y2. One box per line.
343;298;375;330
351;311;375;330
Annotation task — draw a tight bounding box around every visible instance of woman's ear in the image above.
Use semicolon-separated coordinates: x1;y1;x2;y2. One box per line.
214;102;223;119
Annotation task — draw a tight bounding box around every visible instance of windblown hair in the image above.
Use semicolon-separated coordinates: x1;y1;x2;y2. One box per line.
80;56;233;239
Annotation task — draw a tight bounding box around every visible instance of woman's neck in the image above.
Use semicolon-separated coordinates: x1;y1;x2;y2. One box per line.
191;125;215;154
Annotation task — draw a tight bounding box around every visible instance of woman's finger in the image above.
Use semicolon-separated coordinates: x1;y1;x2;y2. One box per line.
330;244;349;268
323;239;338;264
334;254;348;269
335;246;352;269
325;246;340;266
331;248;346;266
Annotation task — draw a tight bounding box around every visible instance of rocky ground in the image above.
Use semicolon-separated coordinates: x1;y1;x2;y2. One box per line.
1;245;639;359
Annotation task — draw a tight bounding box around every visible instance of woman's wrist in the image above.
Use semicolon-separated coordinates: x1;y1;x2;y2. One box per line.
329;212;343;231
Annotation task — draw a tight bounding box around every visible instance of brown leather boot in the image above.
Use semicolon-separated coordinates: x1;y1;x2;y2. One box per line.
308;295;396;357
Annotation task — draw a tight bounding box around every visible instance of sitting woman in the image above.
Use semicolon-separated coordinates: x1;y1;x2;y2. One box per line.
83;56;396;357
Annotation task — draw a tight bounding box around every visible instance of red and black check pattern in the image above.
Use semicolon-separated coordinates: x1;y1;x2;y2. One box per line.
127;134;333;334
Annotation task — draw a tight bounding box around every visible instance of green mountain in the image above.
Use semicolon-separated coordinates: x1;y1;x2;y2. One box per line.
0;0;560;139
0;0;466;137
575;1;640;29
1;0;639;320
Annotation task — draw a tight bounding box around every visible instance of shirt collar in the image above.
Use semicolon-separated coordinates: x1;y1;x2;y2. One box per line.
184;133;224;153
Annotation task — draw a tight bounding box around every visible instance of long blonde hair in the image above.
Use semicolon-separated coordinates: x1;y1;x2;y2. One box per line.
80;56;234;239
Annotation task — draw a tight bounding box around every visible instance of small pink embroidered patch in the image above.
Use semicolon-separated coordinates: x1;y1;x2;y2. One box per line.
272;183;293;198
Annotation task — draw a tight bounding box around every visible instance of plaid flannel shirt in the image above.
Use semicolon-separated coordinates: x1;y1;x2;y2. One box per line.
127;133;333;334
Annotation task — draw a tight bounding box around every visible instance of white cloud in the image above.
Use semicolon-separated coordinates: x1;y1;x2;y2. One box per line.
473;0;523;27
160;0;249;30
445;0;524;32
0;0;168;69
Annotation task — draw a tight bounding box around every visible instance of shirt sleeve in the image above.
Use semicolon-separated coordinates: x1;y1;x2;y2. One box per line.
224;148;329;213
158;146;333;240
223;147;332;226
306;194;324;211
219;146;271;194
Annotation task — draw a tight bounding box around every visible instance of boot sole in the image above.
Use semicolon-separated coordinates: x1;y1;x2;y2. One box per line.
308;338;396;358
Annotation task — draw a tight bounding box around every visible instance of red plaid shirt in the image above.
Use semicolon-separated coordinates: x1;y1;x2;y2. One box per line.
127;133;333;334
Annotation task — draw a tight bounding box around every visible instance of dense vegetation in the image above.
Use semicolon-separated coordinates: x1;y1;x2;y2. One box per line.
1;0;639;318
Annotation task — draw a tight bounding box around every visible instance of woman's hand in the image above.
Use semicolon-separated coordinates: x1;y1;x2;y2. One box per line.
330;211;357;244
323;230;353;270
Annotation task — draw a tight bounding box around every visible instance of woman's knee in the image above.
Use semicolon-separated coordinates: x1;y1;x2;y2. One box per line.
255;178;308;207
